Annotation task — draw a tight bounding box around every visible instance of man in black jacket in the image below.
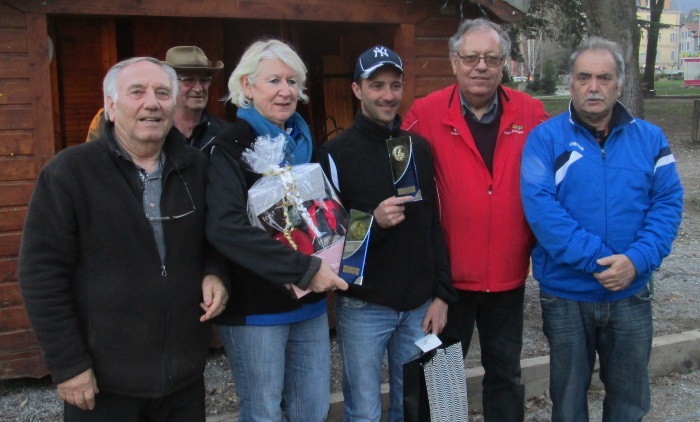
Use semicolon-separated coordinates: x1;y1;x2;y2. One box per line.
317;46;456;422
19;57;228;421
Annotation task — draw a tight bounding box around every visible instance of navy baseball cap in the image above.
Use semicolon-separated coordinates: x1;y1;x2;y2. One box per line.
354;46;404;82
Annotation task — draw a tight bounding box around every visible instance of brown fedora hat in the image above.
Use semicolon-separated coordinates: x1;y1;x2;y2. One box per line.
163;46;224;73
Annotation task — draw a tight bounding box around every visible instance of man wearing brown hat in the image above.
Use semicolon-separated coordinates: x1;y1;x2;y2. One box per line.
164;46;231;151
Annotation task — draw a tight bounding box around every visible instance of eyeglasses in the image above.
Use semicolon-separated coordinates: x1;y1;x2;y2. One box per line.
456;53;504;68
177;76;213;88
146;171;197;222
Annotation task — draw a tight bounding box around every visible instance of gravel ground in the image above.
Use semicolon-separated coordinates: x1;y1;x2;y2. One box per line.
2;99;700;420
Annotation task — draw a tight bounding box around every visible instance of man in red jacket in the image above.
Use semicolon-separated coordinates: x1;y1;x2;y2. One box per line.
402;18;548;421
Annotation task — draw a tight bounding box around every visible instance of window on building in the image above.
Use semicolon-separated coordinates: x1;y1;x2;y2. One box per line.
671;33;677;43
671;51;675;61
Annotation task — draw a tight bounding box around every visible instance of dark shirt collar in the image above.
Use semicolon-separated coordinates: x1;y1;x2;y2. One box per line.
180;110;211;143
460;89;499;124
570;104;618;145
103;122;189;172
354;111;402;140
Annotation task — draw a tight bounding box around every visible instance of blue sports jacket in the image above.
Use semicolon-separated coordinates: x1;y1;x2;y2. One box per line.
521;102;683;302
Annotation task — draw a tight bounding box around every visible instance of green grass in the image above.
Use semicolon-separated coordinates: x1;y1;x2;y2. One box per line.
507;78;699;100
651;79;699;96
540;98;570;116
535;97;696;137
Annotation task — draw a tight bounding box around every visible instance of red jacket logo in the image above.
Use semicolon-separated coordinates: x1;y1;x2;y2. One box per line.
504;124;524;135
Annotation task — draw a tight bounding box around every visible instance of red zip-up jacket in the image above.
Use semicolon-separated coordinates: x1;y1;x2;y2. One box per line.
402;84;548;292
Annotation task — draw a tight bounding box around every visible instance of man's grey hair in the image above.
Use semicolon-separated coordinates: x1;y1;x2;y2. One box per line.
568;37;625;88
448;18;511;58
102;57;178;120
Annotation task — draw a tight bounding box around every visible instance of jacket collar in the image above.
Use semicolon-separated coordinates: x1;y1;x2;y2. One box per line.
101;122;191;173
353;110;403;140
447;83;510;110
567;101;635;131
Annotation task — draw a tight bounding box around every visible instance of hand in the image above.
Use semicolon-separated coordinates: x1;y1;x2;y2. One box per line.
307;262;349;293
57;368;99;411
373;196;413;229
422;297;448;334
594;254;637;291
200;274;228;322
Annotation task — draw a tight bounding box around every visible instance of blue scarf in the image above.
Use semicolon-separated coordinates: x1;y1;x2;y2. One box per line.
237;106;313;165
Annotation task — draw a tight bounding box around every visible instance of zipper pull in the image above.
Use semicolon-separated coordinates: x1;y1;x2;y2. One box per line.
601;148;606;160
488;184;492;195
161;265;167;277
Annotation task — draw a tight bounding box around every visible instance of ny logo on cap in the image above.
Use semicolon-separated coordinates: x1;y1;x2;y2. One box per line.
373;47;389;58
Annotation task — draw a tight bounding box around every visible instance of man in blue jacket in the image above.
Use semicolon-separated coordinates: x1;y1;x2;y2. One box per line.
521;37;683;421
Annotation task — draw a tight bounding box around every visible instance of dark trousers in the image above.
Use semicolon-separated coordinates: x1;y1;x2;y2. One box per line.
64;377;205;422
443;286;525;422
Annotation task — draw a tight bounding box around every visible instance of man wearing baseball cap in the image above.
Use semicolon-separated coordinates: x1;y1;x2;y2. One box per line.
163;46;230;151
318;46;456;421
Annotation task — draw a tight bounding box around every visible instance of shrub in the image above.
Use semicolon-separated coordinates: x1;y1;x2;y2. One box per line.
540;60;558;95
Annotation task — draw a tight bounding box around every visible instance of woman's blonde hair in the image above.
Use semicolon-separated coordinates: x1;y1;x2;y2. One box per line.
227;39;309;108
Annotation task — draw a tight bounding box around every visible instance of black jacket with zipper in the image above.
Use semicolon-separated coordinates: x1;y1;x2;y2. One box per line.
206;119;325;326
317;112;456;311
19;124;224;397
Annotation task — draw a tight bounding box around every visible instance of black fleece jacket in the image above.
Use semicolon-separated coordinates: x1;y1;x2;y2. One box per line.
18;125;225;397
317;112;456;311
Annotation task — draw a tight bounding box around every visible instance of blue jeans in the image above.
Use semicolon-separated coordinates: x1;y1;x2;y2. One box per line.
217;314;330;422
335;296;429;422
540;287;653;422
441;286;525;421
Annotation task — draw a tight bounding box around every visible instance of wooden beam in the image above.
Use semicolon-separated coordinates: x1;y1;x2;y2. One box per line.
3;0;432;24
0;232;21;258
0;3;26;28
0;106;32;129
0;55;28;78
0;330;42;355
0;349;49;379
0;28;27;53
0;156;36;181
415;77;454;98
0;80;31;105
0;207;26;232
0;131;36;157
414;57;453;78
395;23;416;117
25;12;55;170
0;257;19;283
0;182;34;207
0;281;23;309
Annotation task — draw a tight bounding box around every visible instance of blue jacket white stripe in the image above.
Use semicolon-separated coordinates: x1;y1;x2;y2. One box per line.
521;102;684;302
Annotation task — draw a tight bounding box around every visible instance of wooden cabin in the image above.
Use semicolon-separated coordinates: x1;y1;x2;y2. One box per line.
0;0;527;379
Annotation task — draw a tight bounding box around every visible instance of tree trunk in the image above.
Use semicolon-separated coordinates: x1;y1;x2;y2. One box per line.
583;0;644;118
643;0;665;97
